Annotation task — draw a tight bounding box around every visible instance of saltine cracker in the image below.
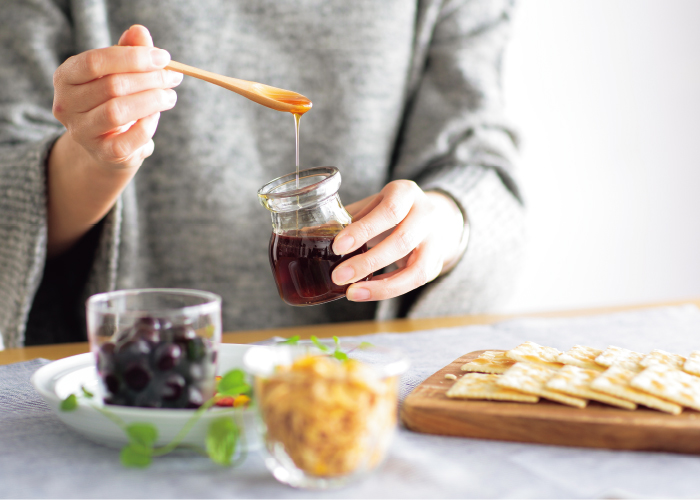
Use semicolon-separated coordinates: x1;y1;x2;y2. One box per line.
595;346;645;371
506;341;564;369
446;373;539;403
640;349;685;370
558;345;605;371
546;365;636;410
497;362;587;408
461;350;516;374
590;365;682;415
683;351;700;377
630;364;700;412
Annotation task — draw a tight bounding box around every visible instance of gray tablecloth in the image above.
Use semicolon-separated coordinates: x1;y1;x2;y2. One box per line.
4;305;700;498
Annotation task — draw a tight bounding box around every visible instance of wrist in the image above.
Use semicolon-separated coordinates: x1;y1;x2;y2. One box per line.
425;190;470;275
47;133;136;256
50;133;139;180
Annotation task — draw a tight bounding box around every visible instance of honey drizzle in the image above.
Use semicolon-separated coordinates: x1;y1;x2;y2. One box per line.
293;113;301;188
293;113;301;229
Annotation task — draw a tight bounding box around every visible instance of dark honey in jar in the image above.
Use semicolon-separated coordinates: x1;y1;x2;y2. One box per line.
259;167;371;306
270;230;370;306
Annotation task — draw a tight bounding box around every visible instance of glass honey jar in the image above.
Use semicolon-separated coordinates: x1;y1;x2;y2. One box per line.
258;167;371;306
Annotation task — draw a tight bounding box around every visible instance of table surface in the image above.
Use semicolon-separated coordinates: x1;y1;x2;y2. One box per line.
3;298;699;365
6;298;700;499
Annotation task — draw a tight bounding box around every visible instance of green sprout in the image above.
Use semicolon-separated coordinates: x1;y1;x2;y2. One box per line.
60;370;250;468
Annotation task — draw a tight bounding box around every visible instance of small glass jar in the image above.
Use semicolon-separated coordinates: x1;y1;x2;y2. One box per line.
244;340;409;489
86;289;221;409
258;167;371;306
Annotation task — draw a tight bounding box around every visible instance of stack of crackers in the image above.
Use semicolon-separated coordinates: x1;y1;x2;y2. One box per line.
445;341;700;415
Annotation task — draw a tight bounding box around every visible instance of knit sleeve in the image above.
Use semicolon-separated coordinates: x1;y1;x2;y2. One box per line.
387;0;525;318
0;1;74;348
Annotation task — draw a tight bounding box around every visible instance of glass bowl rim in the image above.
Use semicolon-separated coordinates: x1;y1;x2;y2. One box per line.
243;340;410;379
86;288;222;318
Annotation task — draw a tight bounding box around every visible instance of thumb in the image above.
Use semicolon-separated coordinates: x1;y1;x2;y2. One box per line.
117;24;154;47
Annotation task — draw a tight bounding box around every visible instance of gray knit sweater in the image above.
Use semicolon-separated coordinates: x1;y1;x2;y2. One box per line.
0;0;524;349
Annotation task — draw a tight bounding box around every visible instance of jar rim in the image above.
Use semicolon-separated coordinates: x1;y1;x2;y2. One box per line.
258;167;342;213
258;166;339;199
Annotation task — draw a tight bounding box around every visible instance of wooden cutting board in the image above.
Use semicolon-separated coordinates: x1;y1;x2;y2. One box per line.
400;350;700;454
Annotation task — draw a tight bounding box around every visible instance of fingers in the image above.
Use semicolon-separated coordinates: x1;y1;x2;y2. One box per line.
345;239;444;302
331;198;434;286
332;180;421;256
55;45;171;86
91;112;160;167
74;87;176;140
50;25;172;173
67;69;183;113
119;25;154;47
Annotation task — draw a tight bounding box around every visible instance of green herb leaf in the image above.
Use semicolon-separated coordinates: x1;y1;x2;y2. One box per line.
217;384;251;397
310;335;330;352
218;369;251;396
206;417;240;466
126;423;158;448
120;443;153;468
81;386;94;398
60;394;78;412
358;341;374;350
279;335;300;345
332;350;348;361
218;369;246;391
333;336;340;346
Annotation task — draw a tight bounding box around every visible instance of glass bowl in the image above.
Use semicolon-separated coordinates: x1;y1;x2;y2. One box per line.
86;289;221;409
244;340;409;489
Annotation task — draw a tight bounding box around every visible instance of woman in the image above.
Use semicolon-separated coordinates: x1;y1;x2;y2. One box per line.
0;0;524;348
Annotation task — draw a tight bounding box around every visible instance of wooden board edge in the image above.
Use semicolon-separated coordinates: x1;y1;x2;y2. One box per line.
400;350;700;454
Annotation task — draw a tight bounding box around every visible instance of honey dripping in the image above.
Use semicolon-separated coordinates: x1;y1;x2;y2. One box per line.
261;89;311;229
257;88;311;187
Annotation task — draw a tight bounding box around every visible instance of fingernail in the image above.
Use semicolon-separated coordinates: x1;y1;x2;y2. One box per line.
169;71;184;85
347;287;370;301
333;266;355;285
164;89;177;105
333;234;354;255
150;48;170;67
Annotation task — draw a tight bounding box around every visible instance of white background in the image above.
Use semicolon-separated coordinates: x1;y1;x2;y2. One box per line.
502;0;700;313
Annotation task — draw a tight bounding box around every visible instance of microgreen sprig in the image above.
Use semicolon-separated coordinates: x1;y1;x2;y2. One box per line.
60;369;251;468
279;335;373;362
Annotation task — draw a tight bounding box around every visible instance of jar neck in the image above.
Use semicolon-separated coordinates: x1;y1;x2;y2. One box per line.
258;167;342;213
270;194;352;235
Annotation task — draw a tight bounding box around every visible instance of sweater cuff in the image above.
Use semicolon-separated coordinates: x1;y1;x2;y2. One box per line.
409;164;526;317
0;132;63;348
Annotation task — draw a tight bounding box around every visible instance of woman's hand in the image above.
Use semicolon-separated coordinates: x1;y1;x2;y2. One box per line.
47;25;181;256
52;25;181;171
331;180;465;302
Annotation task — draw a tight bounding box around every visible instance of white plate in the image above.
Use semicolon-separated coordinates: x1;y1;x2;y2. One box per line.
31;343;261;451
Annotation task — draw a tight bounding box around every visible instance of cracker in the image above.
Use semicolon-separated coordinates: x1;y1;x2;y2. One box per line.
641;349;685;369
590;366;682;415
446;373;539;403
558;345;605;371
497;362;587;408
595;346;645;371
683;351;700;377
506;341;564;369
461;350;516;374
631;364;700;412
546;365;636;410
